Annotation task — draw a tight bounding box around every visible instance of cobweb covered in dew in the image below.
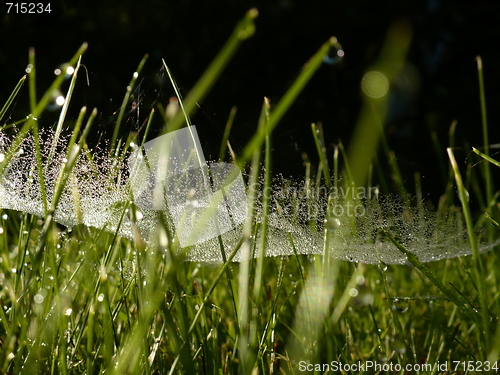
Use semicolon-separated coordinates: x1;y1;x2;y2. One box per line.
0;130;132;235
249;176;499;264
0;130;498;264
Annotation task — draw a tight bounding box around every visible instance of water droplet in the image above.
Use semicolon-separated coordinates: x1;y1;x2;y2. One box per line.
34;294;44;304
377;351;388;362
459;187;470;204
349;288;359;297
97;293;105;302
66;66;75;75
350;285;374;306
326;217;341;231
0;228;3;234
323;40;344;65
389;334;406;354
65;308;72;316
361;71;389;99
391;298;409;313
378;261;388;272
54;68;61;75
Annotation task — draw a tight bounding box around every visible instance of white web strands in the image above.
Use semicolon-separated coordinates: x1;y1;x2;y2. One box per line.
0;126;497;264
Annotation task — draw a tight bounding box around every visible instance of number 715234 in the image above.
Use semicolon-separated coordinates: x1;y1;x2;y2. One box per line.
6;3;52;13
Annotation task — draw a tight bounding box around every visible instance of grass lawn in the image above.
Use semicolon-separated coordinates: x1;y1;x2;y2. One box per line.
1;10;500;375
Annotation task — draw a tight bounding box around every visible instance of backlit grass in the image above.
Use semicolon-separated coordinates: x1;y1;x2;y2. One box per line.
1;9;500;375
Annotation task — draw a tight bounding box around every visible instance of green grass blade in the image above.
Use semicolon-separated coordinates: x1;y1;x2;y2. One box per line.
162;61;192;130
476;56;493;216
253;97;271;295
218;106;237;162
448;147;490;349
239;37;341;166
167;238;245;375
109;54;148;156
0;75;26;125
384;231;482;328
0;43;87;179
311;122;331;189
161;8;258;135
347;23;411;188
28;48;48;216
473;147;500;168
48;56;83;164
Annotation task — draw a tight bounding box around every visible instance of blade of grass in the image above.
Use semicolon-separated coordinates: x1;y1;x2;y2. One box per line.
476;56;493;217
347;22;411;188
0;75;26;126
253;98;271;294
161;8;258;135
218;106;237;162
384;231;482;326
447;147;490;349
239;37;342;166
28;48;48;216
311;122;331;189
162;61;192;129
32;106;96;272
237;99;270;374
473;147;500;168
167;237;245;375
0;43;88;178
109;54;148;156
47;56;83;164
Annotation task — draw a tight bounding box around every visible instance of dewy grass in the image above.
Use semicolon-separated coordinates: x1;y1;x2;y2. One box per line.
2;10;500;375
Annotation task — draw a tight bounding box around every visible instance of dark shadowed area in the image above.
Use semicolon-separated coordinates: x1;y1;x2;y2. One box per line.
1;0;500;199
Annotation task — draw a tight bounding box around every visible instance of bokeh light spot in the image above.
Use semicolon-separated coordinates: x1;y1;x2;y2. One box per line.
361;71;389;98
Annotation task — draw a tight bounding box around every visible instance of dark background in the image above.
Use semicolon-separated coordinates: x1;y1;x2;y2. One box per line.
1;0;500;199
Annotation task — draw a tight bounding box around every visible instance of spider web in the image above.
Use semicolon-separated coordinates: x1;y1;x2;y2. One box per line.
0;66;497;264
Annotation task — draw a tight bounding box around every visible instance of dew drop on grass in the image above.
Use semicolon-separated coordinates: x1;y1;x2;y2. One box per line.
34;294;44;304
378;262;388;272
326;217;341;231
389;334;406;354
391;298;409;313
350;285;374;306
